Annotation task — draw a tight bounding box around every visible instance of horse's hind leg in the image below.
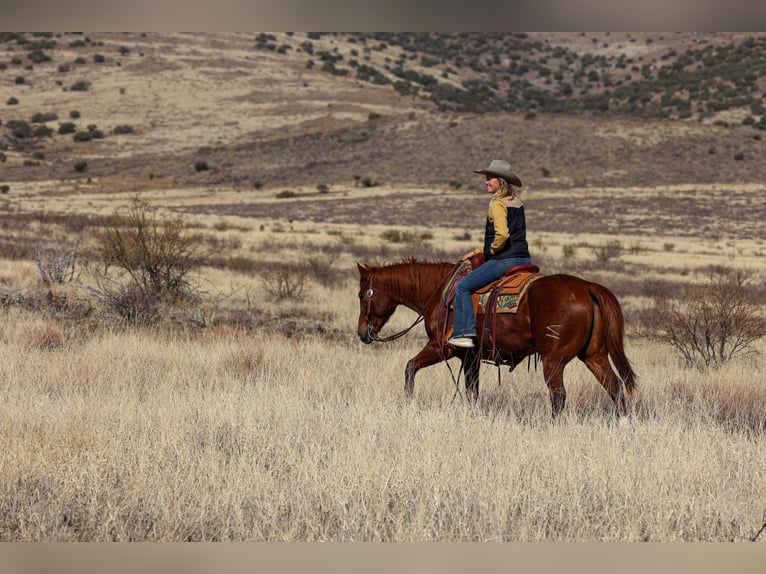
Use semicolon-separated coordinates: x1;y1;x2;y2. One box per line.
541;355;567;418
581;351;627;415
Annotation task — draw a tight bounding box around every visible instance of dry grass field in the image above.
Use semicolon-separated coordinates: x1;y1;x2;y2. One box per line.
1;32;765;541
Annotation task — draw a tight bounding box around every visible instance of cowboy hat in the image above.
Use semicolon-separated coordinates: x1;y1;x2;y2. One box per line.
474;159;522;187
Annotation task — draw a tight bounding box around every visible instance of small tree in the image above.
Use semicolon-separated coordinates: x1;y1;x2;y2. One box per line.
654;266;766;369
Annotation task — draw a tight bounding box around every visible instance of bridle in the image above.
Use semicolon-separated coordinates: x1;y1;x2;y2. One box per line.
362;274;425;343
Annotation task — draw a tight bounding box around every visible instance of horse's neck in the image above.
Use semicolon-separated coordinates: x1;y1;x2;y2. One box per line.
380;263;451;312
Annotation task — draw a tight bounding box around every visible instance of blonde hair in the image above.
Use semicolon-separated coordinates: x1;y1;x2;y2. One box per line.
493;177;517;201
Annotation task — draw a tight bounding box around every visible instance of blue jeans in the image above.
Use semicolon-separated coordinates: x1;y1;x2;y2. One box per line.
452;257;532;338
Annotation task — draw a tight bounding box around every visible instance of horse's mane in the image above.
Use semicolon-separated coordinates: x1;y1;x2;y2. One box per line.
367;257;454;299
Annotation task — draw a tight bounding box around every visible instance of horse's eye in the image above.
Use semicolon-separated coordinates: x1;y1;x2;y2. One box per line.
366;289;374;299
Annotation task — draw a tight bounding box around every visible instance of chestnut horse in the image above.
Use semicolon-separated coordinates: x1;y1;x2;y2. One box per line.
356;259;636;418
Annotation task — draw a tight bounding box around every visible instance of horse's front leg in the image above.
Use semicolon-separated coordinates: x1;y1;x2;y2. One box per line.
404;341;445;399
461;349;480;402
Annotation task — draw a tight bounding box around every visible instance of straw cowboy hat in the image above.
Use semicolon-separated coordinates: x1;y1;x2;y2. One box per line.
474;159;522;187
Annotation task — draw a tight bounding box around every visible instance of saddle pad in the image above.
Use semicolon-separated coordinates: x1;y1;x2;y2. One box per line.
474;271;540;314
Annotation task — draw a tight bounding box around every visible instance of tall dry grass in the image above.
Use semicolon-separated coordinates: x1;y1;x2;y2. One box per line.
0;302;764;541
1;186;765;541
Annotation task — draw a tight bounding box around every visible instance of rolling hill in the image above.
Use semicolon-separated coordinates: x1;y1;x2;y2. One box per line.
2;31;766;191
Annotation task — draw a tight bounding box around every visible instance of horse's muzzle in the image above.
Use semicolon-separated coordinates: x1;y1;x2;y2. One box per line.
358;322;377;344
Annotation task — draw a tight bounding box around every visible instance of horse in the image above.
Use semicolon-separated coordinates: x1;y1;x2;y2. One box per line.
356;259;636;418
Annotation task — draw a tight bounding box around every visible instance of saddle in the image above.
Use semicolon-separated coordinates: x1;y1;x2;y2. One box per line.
442;262;541;315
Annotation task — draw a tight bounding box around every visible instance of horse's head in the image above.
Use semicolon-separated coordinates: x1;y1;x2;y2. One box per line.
356;263;398;344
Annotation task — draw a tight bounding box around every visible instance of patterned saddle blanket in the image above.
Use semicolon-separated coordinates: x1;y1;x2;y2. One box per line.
442;260;541;314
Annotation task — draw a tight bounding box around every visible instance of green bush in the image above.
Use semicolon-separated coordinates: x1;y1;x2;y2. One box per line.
32;125;53;137
112;124;134;134
31;112;58;123
194;161;209;172
58;122;77;135
7;120;32;138
73;131;92;142
74;160;88;172
70;80;90;91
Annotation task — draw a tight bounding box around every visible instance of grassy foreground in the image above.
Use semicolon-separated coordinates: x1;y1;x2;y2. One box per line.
0;305;764;541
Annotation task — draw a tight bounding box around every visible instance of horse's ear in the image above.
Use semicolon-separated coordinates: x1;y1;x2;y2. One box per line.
357;262;370;277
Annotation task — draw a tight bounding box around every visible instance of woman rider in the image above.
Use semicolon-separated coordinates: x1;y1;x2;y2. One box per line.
447;159;532;349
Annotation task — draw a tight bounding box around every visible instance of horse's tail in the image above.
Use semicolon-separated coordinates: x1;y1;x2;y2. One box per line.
588;282;637;393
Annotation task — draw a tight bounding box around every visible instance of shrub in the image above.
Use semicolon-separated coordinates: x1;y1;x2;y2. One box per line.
194;161;209;172
0;185;9;194
653;267;766;369
58;122;77;135
36;239;80;285
562;243;578;258
95;195;202;310
276;190;296;198
380;229;432;245
27;50;50;64
73;131;92;142
70;110;80;119
31;112;58;123
6;97;18;105
15;76;25;85
593;240;623;262
112;124;134;134
32;125;53;137
261;264;309;301
8;120;32;138
73;160;88;172
70;80;90;91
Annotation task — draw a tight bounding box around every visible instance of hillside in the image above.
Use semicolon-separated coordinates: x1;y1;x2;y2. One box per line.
2;31;766;191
